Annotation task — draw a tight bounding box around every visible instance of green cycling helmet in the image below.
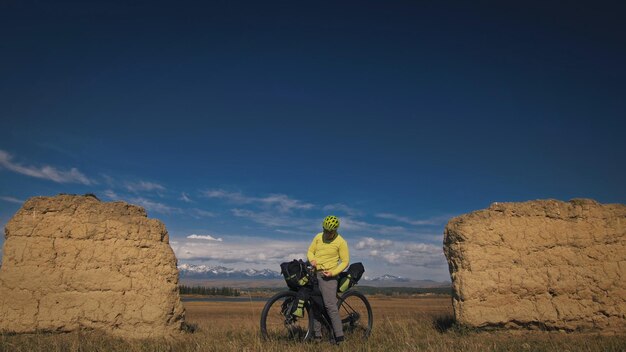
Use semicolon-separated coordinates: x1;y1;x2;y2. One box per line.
322;215;340;231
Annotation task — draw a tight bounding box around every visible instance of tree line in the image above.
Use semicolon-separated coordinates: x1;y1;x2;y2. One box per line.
356;286;452;296
179;285;241;296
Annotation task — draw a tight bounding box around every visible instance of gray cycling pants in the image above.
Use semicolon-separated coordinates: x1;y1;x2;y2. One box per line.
313;272;344;338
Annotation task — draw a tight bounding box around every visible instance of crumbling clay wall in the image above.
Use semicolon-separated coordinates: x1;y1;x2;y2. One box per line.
0;195;185;339
444;199;625;332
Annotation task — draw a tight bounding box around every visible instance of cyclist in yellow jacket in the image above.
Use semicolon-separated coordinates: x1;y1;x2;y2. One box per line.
307;215;349;344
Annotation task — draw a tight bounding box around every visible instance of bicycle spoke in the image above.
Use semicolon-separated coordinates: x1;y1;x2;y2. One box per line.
260;291;311;342
338;291;373;338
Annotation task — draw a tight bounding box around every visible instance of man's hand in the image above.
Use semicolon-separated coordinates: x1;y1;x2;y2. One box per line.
322;271;333;277
310;260;317;268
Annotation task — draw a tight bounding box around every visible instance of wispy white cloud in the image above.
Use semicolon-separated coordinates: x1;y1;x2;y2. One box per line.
103;190;119;200
375;213;450;226
0;150;93;185
187;234;223;241
180;192;192;203
231;208;315;229
101;174;116;187
171;235;308;265
202;189;313;212
103;192;212;218
274;229;305;235
259;194;314;212
203;189;247;201
231;209;281;227
190;208;215;218
35;142;79;159
0;196;24;204
323;203;363;216
341;217;411;236
355;237;393;250
356;241;445;268
129;197;180;215
125;181;166;193
229;208;436;241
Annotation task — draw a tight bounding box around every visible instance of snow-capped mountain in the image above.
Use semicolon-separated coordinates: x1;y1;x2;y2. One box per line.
178;264;282;280
364;274;410;282
178;264;408;282
177;264;450;288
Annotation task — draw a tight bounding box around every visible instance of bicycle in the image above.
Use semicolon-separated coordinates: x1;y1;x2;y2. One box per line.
260;263;373;343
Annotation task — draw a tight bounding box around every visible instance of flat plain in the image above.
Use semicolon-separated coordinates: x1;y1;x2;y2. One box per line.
1;295;625;352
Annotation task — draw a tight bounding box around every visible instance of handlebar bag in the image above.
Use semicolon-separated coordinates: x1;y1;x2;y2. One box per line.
280;259;310;290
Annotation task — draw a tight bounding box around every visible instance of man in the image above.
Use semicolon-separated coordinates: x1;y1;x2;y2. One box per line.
307;215;349;343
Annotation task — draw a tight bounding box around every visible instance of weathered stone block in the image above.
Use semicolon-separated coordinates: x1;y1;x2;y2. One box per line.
0;194;185;338
444;199;626;332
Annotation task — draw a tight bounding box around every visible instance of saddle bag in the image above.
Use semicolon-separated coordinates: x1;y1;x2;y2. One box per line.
337;262;365;293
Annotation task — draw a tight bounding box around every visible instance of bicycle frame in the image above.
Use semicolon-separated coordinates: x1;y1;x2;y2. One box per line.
260;262;372;342
302;265;361;340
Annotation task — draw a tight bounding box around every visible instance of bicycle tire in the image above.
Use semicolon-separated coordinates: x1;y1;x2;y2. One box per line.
337;290;373;338
260;290;314;341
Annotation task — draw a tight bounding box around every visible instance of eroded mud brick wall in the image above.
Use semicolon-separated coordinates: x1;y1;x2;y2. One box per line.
0;195;185;339
444;199;625;331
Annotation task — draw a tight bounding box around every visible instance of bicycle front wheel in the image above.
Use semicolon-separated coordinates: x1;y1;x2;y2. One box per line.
260;290;313;341
338;290;373;338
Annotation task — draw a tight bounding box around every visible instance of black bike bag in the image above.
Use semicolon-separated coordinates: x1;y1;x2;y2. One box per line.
280;259;310;290
337;262;365;293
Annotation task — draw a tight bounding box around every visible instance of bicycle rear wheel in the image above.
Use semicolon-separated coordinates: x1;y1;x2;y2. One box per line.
338;290;373;338
260;290;313;341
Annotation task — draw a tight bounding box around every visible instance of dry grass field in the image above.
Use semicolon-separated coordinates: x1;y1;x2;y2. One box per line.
1;295;625;352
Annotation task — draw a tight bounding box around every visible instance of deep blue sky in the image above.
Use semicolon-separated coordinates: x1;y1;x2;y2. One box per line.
1;1;625;280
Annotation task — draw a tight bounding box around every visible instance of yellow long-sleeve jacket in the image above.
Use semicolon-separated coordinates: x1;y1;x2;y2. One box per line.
307;232;349;277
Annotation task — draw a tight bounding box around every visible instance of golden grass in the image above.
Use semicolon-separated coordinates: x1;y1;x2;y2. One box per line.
1;295;625;352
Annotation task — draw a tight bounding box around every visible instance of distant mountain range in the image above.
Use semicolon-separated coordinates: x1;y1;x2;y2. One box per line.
364;274;410;282
177;264;449;288
178;264;281;280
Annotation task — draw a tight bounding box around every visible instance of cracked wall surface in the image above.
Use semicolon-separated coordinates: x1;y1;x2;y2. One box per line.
444;199;626;332
0;194;185;339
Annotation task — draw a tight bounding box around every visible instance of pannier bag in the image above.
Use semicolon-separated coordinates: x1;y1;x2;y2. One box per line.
280;259;310;290
337;262;365;293
282;294;307;318
290;286;315;318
